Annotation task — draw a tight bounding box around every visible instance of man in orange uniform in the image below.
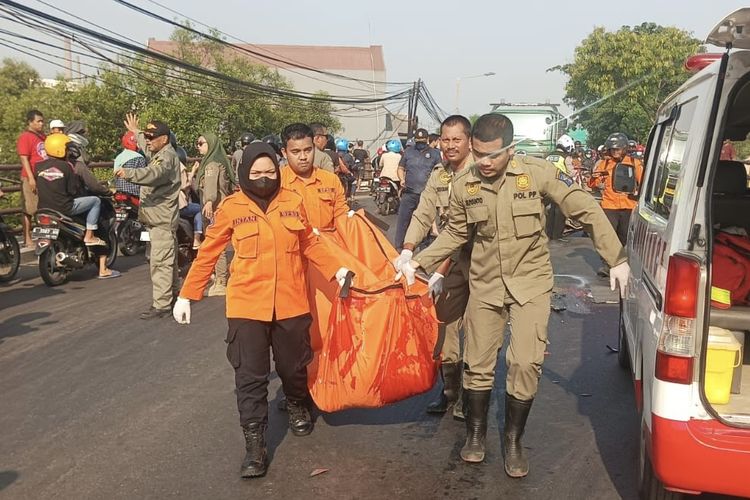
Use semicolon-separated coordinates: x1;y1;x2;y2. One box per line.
281;123;349;229
173;142;350;479
589;132;643;251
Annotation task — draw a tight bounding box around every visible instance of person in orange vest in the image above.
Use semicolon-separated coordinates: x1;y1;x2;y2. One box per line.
277;123;350;412
172;142;351;479
589;132;643;274
280;123;349;229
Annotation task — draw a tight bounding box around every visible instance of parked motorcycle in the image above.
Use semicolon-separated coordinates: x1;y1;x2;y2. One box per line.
375;177;400;215
113;191;146;256
0;184;20;282
33;196;117;286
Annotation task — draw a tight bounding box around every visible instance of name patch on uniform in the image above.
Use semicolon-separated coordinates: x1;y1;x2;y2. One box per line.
280;210;300;218
317;187;335;194
439;171;452;185
516;174;530;191
466;197;483;206
466;183;480;196
436;186;449;192
232;216;257;226
557;170;574;187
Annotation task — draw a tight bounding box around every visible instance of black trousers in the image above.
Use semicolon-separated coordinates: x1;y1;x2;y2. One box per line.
604;209;632;246
545;202;565;240
226;314;313;426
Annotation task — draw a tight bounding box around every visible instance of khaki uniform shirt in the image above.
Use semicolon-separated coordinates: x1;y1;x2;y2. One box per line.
314;148;335;173
198;160;231;207
124;138;181;229
415;155;627;306
404;154;475;269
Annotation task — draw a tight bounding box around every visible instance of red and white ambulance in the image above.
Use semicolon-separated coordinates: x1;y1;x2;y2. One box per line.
619;8;750;499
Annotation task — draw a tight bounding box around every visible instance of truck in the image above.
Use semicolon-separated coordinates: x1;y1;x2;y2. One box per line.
488;101;567;157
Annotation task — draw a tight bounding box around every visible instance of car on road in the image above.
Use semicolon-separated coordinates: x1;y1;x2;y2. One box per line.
618;8;750;500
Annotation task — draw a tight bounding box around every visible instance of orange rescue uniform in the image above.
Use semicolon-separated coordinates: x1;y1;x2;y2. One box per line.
179;188;340;321
281;166;348;229
589;157;644;210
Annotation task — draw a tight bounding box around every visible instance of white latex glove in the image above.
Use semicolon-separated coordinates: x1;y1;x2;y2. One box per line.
173;297;191;324
393;249;413;272
609;261;630;299
398;260;417;286
427;272;444;301
346;209;355;218
335;267;353;287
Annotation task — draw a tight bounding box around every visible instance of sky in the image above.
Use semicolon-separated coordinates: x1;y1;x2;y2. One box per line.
1;0;748;129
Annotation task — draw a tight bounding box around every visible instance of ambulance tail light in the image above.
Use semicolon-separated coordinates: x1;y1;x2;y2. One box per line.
656;255;700;384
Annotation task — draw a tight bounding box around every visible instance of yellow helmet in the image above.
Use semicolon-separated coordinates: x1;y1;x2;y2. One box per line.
44;133;71;159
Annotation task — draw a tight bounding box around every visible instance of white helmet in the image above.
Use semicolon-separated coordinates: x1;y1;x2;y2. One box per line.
556;134;575;154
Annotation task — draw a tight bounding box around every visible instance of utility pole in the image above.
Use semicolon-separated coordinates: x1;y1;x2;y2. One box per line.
407;79;421;139
63;35;72;80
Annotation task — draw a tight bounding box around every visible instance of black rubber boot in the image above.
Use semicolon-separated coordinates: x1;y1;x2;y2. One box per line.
459;389;491;463
452;382;465;421
240;423;267;478
287;398;314;436
426;362;460;414
503;392;534;478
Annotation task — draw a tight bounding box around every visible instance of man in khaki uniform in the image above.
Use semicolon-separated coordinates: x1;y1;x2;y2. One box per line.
397;114;630;478
396;115;474;420
119;115;182;319
310;122;335;173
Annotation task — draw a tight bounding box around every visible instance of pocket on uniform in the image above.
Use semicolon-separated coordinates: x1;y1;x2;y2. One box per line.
225;324;241;369
280;216;305;252
512;199;542;238
466;205;495;238
234;223;258;259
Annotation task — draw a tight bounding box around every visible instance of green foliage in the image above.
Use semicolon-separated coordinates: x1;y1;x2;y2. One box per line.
551;22;700;146
0;25;340;164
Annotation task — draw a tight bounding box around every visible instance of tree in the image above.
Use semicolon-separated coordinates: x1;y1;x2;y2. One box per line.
550;23;700;146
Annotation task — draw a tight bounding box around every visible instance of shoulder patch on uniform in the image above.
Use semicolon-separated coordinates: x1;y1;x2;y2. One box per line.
516;174;530;191
466;182;480;196
557;170;574;187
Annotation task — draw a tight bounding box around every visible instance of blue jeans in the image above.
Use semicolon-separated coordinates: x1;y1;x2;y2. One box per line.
180;203;203;233
71;196;101;230
394;191;422;251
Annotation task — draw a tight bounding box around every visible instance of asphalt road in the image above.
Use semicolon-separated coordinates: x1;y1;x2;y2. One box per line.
0;193;731;500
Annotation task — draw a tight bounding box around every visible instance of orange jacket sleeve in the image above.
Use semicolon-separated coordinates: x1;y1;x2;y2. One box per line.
588;160;606;189
298;203;341;280
179;204;232;300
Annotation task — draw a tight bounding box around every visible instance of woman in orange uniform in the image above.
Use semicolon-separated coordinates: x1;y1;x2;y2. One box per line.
172;142;349;479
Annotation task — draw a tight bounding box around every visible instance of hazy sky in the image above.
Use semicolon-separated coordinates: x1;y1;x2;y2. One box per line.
1;0;747;128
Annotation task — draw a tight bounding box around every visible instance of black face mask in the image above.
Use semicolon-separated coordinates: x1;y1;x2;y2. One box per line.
415;142;427;151
246;176;279;199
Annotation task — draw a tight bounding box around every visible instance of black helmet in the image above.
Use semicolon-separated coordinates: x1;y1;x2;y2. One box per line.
604;132;629;150
175;146;187;166
261;134;282;156
240;132;255;146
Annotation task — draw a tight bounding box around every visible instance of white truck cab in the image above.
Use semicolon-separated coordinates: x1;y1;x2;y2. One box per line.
620;8;750;499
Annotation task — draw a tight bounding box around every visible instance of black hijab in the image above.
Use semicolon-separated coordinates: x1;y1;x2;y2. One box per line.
238;142;281;212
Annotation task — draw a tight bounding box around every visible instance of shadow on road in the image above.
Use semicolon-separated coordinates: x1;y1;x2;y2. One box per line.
0;312;55;344
0;470;19;491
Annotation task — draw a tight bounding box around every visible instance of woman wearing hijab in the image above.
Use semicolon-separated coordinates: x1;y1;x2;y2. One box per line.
190;133;237;295
173;142;350;479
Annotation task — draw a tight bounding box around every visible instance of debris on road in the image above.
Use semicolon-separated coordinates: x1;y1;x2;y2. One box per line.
310;468;329;477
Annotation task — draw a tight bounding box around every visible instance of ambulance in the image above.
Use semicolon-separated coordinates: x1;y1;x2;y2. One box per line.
618;9;750;499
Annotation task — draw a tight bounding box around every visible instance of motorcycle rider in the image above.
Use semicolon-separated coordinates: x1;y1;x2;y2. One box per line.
114;131;147;196
36;134;120;279
232;132;255;180
379;139;402;186
334;138;355;201
309;122;335;173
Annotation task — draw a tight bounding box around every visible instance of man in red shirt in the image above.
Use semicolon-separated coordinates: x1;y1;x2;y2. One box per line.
16;109;47;246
